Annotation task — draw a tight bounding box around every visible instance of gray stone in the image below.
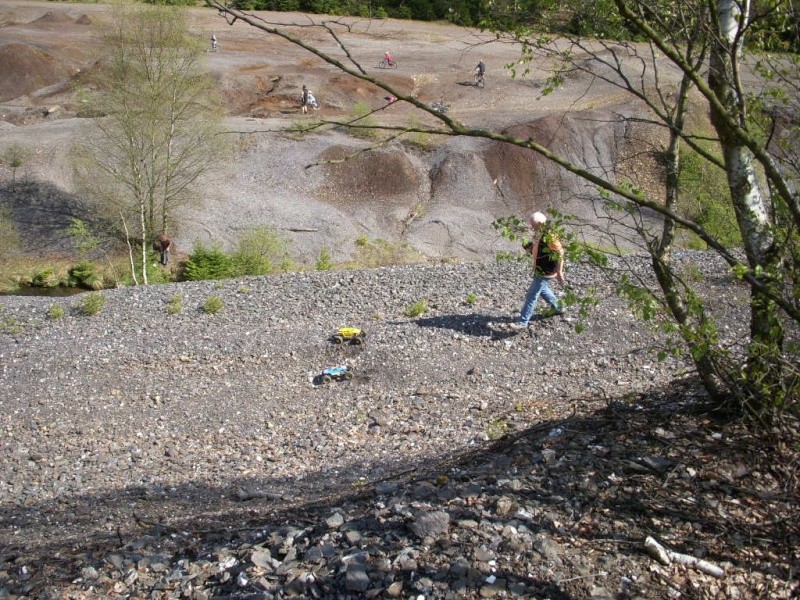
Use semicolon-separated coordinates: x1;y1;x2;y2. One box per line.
325;512;345;529
410;510;451;539
532;535;562;561
345;565;370;592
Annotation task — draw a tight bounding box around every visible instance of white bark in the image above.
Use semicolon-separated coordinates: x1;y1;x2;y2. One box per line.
644;536;726;578
712;0;773;262
716;0;745;45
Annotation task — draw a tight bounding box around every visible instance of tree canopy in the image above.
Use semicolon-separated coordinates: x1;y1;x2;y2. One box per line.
76;3;225;284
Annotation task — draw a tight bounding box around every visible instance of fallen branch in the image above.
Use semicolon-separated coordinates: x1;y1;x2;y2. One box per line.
644;536;725;578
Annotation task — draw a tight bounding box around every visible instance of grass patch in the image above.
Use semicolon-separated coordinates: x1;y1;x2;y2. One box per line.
678;140;741;248
465;292;478;306
680;263;705;283
485;416;510;440
0;312;24;335
203;295;224;314
78;292;106;316
166;293;183;315
401;114;441;149
348;101;380;139
0;256;72;294
348;237;426;269
404;298;428;318
0;253;137;294
48;304;65;320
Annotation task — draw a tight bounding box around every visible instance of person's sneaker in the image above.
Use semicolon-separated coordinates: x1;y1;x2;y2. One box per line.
506;321;528;331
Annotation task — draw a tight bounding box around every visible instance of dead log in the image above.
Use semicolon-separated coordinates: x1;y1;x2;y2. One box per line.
644;536;725;578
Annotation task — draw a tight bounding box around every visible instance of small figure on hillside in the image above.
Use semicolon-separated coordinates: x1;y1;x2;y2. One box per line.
210;34;218;52
384;51;395;67
474;60;486;87
157;234;172;266
384;94;397;104
506;211;565;331
301;85;319;113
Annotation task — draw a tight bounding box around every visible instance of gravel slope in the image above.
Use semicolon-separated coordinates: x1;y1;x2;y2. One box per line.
4;252;787;599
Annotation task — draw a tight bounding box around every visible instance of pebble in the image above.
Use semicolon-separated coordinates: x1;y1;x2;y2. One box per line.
0;254;758;598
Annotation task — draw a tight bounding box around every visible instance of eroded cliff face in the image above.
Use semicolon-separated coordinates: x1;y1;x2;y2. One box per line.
0;2;667;264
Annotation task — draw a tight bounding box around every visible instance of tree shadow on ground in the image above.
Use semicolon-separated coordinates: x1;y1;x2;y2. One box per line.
0;181;116;256
412;312;562;338
2;379;797;598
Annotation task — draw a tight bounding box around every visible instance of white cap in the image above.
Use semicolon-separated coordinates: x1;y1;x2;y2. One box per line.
531;211;547;225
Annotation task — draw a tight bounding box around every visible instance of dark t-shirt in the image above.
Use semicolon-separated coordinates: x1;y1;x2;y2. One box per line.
535;233;560;276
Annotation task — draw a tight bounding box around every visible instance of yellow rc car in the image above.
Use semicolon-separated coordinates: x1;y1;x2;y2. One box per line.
330;327;366;345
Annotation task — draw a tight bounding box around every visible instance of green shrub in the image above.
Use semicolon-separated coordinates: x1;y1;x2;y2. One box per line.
485;417;510;440
231;226;292;276
48;304;65;319
166;293;183;315
68;260;103;290
316;246;334;271
350;237;426;269
465;292;478;306
183;243;235;281
404;298;428;318
79;292;106;316
203;295;224;314
32;268;61;288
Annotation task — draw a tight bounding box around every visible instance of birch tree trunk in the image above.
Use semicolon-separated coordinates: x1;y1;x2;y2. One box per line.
651;65;726;402
708;0;784;408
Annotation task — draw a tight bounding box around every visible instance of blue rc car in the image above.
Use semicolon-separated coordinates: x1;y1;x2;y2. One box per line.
321;365;353;383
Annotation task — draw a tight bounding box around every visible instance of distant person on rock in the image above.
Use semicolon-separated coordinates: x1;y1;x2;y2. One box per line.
301;85;319;113
506;211;564;331
157;234;172;266
474;60;486;86
384;51;395;67
210;34;218;52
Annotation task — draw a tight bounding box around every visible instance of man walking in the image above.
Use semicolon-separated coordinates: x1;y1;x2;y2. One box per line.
508;211;564;330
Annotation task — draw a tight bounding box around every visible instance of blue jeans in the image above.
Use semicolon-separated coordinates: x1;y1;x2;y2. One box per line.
519;276;560;325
